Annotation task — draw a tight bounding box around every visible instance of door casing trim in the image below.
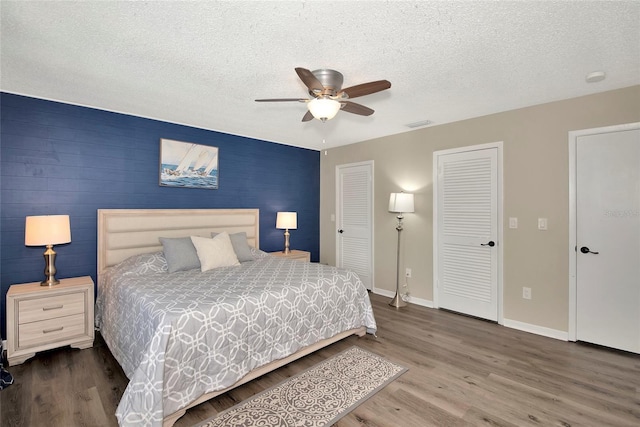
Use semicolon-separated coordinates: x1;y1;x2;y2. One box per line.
432;141;504;324
568;122;640;341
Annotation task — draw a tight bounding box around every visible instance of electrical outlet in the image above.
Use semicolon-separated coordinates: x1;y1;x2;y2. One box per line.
405;268;412;278
523;287;532;300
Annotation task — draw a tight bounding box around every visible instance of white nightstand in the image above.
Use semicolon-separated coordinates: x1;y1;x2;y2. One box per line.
269;250;311;262
6;276;95;366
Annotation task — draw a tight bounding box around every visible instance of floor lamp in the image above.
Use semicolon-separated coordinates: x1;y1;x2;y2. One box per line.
388;192;414;308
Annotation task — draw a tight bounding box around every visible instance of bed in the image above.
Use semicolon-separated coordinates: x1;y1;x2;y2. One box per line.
95;209;376;427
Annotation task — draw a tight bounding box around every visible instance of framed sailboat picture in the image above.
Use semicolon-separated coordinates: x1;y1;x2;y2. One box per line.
159;139;219;189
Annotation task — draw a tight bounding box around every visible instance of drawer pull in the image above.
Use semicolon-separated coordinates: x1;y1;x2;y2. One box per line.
43;326;64;334
43;305;64;311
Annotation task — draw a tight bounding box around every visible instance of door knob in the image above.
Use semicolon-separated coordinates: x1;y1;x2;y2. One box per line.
338;229;344;234
481;241;495;247
580;246;599;254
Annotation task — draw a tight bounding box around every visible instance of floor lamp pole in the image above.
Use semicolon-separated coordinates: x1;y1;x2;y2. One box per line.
389;214;407;308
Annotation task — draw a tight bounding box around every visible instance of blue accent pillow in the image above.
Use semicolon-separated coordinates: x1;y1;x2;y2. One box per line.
159;237;201;272
211;232;254;262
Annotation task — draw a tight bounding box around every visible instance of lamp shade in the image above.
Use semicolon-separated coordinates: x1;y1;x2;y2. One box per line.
307;98;341;121
389;193;415;213
25;215;71;246
276;212;297;229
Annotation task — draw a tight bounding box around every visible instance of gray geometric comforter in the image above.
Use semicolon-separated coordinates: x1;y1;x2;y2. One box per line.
95;250;376;427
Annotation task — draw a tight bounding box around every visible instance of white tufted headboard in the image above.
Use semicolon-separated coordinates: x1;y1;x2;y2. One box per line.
97;208;260;274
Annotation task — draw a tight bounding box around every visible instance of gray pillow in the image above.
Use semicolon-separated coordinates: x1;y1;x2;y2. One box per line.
159;237;201;272
211;231;254;262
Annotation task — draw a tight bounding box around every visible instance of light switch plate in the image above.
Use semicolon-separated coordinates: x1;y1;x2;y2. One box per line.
509;217;518;229
538;218;548;230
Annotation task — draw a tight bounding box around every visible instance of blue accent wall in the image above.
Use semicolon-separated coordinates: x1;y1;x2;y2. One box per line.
0;92;320;337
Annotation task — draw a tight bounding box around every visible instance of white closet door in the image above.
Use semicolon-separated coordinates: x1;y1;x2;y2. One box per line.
576;127;640;353
435;147;499;321
336;162;373;289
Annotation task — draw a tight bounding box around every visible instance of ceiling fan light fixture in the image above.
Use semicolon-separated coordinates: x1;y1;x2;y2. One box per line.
308;97;341;122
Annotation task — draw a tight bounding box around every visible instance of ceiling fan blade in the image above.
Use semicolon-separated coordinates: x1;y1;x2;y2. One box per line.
341;101;374;116
255;98;307;102
339;80;391;99
295;67;324;93
302;110;314;122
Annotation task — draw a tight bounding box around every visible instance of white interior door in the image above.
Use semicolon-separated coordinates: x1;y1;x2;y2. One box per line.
434;144;501;321
336;161;373;289
576;127;640;353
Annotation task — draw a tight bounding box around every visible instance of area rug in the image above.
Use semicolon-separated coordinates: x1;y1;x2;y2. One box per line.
195;346;408;427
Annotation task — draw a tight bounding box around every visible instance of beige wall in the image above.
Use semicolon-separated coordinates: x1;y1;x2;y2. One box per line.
320;85;640;333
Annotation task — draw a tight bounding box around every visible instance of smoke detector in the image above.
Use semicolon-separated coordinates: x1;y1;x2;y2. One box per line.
585;71;606;83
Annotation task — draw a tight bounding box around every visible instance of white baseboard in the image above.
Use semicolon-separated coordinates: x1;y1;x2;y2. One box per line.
371;288;394;299
403;295;434;308
502;318;568;341
372;289;567;341
371;288;434;308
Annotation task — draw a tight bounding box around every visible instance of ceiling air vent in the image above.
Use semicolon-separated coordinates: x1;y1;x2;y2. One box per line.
405;120;432;129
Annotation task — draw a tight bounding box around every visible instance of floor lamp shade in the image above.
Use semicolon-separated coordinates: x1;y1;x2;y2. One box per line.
25;215;71;286
276;212;297;254
389;192;415;213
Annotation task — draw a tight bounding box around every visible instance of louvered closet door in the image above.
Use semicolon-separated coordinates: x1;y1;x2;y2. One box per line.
336;162;373;289
436;147;498;321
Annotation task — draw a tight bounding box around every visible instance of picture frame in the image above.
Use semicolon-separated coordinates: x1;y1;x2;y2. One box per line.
159;139;219;189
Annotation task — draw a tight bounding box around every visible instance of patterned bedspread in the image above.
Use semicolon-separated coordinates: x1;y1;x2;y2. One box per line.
95;250;377;426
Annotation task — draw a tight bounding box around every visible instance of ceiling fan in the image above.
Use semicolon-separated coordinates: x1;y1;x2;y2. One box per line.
255;67;391;122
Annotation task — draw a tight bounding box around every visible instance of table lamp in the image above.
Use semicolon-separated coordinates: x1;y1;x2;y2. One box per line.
276;212;297;254
25;215;71;286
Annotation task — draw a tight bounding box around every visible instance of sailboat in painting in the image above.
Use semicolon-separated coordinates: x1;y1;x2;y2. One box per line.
192;150;211;172
160;139;219;189
201;154;218;177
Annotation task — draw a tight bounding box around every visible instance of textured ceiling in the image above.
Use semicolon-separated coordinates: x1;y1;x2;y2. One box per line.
2;1;639;150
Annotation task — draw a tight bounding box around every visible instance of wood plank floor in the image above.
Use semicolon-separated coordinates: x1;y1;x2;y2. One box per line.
2;292;639;426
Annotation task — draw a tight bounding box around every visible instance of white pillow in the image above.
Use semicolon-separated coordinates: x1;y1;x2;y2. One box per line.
190;233;240;272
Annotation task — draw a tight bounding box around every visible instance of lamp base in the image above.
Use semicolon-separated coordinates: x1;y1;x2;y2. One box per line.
389;293;407;308
390;217;407;309
41;277;60;286
41;245;60;286
282;229;291;254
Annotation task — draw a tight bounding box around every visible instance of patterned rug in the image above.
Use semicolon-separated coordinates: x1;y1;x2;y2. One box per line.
194;346;407;427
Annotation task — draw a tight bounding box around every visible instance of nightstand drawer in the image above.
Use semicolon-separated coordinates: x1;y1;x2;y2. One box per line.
18;313;86;349
18;292;85;324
